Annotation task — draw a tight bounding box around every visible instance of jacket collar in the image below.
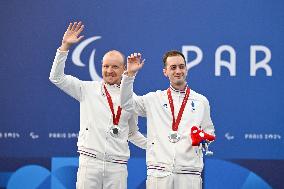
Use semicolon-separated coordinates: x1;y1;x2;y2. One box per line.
169;84;188;94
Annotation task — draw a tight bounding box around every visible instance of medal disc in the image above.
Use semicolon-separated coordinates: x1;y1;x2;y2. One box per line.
168;131;180;143
109;125;121;138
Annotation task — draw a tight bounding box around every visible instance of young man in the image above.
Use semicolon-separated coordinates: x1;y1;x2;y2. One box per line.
120;51;215;189
49;22;146;189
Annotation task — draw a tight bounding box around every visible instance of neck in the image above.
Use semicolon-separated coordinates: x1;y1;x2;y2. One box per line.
104;81;121;86
170;82;187;91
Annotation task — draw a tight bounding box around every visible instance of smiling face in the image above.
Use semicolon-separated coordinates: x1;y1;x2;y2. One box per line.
163;54;187;89
102;50;125;85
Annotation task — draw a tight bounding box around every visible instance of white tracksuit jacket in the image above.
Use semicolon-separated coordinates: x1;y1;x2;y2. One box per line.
49;49;146;163
120;75;215;174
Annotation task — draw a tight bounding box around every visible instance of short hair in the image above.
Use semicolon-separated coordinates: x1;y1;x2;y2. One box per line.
102;50;126;66
163;50;186;67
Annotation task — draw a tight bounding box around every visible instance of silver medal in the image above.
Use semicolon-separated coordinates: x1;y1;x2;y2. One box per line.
109;125;121;138
168;131;181;143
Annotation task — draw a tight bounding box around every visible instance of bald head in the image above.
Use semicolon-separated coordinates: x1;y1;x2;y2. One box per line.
102;50;125;66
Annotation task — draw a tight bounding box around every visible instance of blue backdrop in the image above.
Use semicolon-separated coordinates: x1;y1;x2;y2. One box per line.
1;0;283;188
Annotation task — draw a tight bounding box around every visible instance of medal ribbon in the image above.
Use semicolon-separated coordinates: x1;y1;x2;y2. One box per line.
103;85;122;125
167;87;190;131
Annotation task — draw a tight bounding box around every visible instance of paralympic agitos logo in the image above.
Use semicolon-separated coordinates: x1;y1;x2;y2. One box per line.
71;36;103;81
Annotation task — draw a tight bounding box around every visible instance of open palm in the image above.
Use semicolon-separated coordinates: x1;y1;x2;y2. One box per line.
60;21;84;50
127;53;145;75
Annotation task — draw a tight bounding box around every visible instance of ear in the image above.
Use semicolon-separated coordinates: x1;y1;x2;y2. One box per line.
163;68;168;77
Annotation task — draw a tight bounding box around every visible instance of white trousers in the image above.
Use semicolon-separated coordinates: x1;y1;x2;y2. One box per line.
76;155;128;189
146;174;202;189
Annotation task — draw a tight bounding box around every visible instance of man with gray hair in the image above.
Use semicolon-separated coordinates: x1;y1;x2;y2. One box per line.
49;21;146;189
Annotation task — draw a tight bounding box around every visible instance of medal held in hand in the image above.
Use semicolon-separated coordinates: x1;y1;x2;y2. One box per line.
104;85;122;138
167;87;190;143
